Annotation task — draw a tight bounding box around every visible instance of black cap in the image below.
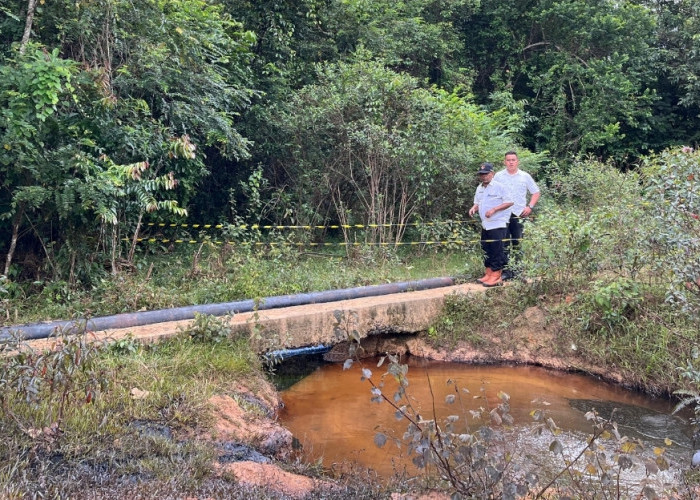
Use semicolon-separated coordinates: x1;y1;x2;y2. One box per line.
477;162;494;174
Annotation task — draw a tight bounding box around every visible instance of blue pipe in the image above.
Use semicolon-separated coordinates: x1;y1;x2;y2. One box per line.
0;276;455;341
263;344;332;362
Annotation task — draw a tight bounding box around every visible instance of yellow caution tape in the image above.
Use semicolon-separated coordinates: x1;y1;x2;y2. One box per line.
143;220;480;230
124;238;520;246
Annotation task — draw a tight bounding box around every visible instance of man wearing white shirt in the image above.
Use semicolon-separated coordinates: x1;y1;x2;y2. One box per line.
494;151;540;280
468;162;514;287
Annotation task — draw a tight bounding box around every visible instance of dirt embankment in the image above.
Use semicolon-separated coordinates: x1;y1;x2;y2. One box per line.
202;382;341;498
324;305;634;388
412;305;633;386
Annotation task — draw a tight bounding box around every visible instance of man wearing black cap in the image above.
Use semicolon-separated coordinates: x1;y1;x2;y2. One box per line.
468;162;514;287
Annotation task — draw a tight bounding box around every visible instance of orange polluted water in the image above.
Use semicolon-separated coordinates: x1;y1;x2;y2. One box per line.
279;357;688;479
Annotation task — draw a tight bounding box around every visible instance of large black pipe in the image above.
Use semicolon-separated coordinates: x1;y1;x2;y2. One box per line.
1;276;455;341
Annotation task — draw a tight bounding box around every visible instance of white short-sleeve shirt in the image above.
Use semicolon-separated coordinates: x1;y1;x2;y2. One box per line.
474;180;513;230
494;169;540;217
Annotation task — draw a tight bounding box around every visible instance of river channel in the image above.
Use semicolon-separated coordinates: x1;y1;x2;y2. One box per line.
278;356;695;485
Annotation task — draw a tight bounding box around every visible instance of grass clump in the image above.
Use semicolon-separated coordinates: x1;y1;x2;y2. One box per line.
0;322;266;498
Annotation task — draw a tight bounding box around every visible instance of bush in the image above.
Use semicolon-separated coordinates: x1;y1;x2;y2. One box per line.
641;147;700;313
524;158;650;292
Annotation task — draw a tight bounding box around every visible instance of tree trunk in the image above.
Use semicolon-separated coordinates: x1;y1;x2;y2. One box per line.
4;208;23;276
127;212;143;265
19;0;38;55
111;224;118;275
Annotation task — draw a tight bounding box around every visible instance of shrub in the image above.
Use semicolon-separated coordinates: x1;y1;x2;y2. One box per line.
641;147;700;313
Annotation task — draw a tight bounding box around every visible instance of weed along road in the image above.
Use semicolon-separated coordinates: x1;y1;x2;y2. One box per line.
19;281;490;353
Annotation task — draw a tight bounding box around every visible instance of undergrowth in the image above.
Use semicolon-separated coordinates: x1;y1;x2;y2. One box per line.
1;154;700;496
2;247;475;326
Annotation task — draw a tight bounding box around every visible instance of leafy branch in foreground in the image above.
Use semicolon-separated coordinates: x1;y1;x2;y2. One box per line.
531;406;670;499
673;349;700;442
345;351;530;497
343;348;673;498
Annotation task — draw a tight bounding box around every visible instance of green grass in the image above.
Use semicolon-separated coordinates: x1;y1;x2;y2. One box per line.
4;246;479;325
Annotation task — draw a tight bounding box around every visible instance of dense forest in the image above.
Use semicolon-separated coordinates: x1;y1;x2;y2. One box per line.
1;0;699;286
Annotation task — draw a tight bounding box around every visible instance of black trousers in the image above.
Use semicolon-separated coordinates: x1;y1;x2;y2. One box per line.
480;227;508;271
505;214;524;266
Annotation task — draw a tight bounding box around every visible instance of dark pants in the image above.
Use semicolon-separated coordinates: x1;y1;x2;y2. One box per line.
480;227;508;271
505;214;524;268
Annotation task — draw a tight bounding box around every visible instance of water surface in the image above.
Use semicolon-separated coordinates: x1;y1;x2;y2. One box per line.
279;357;692;479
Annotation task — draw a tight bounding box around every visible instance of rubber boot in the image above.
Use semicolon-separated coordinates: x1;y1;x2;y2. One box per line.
482;269;503;287
476;267;493;284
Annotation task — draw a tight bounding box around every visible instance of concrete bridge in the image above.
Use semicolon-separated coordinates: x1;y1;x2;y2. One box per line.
23;282;485;353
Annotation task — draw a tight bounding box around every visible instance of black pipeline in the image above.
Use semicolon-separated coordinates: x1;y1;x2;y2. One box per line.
0;277;455;341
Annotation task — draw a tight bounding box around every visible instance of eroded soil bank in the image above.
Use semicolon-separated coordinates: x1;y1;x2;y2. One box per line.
325;306;640;390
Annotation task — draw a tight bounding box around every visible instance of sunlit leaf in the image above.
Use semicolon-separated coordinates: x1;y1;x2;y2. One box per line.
621;442;637;453
655;456;670;471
